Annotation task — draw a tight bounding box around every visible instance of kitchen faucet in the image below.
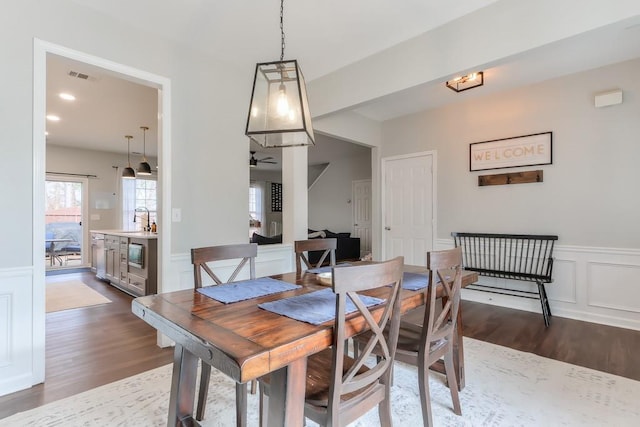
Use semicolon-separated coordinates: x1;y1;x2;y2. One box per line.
133;207;151;231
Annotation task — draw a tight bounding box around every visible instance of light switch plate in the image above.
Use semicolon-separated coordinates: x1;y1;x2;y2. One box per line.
172;208;182;222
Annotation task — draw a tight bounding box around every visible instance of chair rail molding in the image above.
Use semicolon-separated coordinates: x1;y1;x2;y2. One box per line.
436;238;640;331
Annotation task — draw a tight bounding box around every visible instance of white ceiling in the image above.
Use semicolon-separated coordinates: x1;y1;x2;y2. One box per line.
47;1;640;162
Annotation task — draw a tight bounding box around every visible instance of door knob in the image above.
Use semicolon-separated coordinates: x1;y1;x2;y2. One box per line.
385;226;391;230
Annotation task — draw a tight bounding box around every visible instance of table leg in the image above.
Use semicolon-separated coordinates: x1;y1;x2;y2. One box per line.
168;343;199;427
267;357;307;427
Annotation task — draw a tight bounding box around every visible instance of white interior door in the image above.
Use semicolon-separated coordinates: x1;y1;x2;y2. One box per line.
352;179;372;253
382;152;436;266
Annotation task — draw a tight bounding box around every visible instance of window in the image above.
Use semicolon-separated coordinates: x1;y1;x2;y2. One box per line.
249;181;264;236
123;178;157;231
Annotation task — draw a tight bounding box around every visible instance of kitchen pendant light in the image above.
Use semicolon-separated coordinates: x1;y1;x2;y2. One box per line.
122;135;136;179
245;0;314;148
137;126;152;175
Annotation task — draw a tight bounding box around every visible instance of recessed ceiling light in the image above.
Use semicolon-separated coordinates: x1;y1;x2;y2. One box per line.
59;92;76;101
46;115;60;121
45;131;49;136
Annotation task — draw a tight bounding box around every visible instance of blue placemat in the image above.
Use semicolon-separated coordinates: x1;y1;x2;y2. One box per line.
306;263;352;274
197;277;300;304
402;272;430;291
258;288;385;325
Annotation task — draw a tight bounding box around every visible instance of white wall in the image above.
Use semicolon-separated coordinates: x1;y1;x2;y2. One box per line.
0;0;252;395
382;59;640;329
1;1;253;266
308;152;371;233
381;58;640;248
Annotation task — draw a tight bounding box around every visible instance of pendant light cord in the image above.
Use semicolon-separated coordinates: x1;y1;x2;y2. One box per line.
280;0;285;61
141;126;148;161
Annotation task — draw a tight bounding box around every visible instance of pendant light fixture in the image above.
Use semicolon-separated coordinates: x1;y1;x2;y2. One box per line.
245;0;314;148
122;135;136;179
137;126;152;175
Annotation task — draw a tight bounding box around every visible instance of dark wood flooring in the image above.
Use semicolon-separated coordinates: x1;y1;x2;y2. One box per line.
1;275;639;420
0;271;174;419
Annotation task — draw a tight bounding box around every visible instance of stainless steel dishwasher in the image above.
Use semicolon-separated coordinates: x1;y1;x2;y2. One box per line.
91;233;106;279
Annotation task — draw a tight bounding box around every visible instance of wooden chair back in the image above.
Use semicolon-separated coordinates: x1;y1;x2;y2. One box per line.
325;256;404;424
190;243;258;424
294;238;337;273
191;243;258;288
351;248;463;426
422;247;463;351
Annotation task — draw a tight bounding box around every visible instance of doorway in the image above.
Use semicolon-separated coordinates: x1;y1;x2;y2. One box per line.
381;151;437;266
45;176;89;270
30;39;172;388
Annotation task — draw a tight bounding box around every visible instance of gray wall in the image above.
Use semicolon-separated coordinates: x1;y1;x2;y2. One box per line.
381;58;640;248
308;152;371;233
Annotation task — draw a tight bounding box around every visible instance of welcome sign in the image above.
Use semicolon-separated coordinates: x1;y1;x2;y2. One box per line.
470;132;552;171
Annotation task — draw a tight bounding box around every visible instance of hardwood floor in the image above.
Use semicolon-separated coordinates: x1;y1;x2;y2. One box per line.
0;271;173;419
1;276;639;420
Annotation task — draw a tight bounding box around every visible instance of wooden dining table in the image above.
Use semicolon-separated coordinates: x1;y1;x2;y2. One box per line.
131;265;478;427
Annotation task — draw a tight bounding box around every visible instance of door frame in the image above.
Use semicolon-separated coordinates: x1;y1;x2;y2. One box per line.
33;39;172;384
380;150;437;262
45;174;90;268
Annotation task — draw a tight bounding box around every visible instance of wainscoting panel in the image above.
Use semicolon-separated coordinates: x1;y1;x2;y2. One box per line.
0;294;10;368
437;239;640;330
0;267;34;397
545;259;577;304
587;262;640;313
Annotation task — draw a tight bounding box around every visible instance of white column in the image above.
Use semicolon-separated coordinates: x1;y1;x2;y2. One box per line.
282;146;308;244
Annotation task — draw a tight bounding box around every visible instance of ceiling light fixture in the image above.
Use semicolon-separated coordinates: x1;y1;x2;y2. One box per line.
245;0;314;148
122;135;136;179
46;114;60;121
59;93;76;101
446;71;484;93
137;126;152;175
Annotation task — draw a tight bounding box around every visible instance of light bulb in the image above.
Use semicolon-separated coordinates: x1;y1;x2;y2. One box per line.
276;83;289;117
468;73;477;81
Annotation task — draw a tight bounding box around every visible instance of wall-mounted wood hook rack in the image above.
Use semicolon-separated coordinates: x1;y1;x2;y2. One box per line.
478;170;543;186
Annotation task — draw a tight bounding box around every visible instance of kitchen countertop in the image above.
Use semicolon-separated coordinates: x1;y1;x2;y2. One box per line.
90;229;159;239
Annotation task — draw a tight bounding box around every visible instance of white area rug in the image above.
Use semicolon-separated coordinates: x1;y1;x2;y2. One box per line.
2;338;638;426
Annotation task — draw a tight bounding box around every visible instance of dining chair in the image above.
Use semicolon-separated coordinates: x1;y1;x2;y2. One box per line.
191;243;258;426
379;247;464;427
259;256;405;427
294;238;337;274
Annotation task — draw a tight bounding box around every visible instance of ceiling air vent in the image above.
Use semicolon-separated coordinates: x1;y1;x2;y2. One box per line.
68;70;90;80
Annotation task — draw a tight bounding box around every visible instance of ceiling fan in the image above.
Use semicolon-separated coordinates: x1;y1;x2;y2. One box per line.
249;151;277;167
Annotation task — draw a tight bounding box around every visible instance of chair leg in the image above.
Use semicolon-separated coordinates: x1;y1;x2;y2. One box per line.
378;369;393;427
418;354;433;427
236;382;248;427
196;362;211;421
250;379;257;394
443;351;462;416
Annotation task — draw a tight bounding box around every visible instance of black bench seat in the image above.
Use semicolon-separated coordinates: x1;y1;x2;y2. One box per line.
452;232;558;327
